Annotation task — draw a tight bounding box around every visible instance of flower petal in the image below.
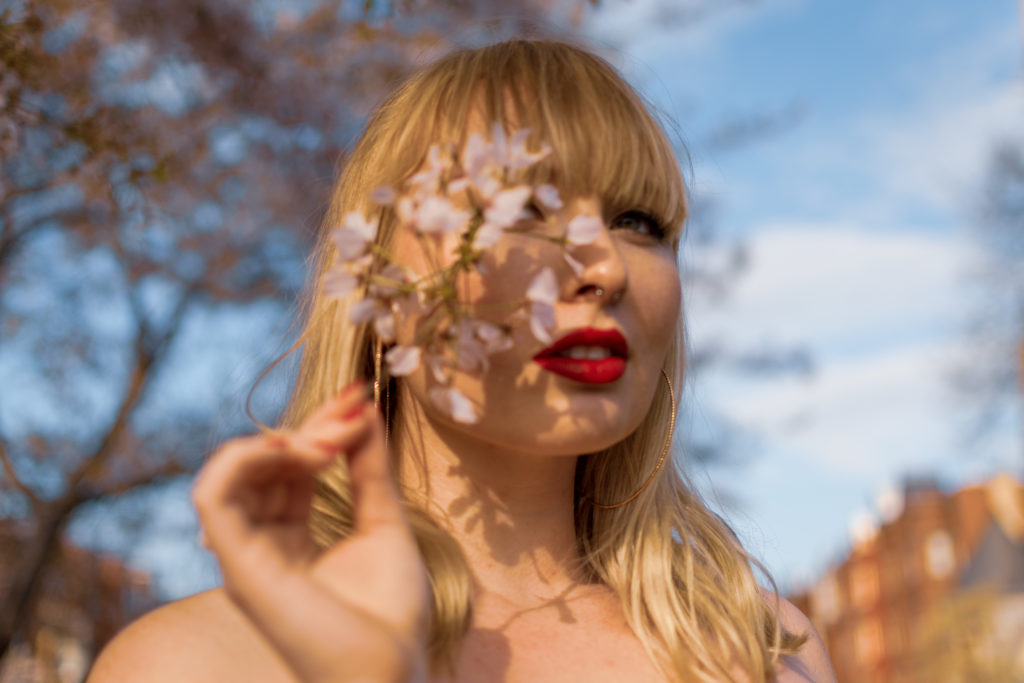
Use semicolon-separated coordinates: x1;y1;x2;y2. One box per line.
323;269;359;298
342;211;378;242
526;267;558;304
529;301;555;345
428;353;449;384
385;345;421;376
331;227;369;260
563;251;585;277
349;298;378;324
566;214;603;246
447;387;479;424
370;186;396;205
473;222;503;250
535;183;563;210
416;196;471;235
476;321;514;353
485;186;532;228
373;312;396;344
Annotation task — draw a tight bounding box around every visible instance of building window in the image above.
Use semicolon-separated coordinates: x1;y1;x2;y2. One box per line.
850;563;880;608
812;573;842;625
854;618;885;666
924;530;955;579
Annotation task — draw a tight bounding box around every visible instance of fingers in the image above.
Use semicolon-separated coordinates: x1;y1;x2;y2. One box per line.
347;405;408;533
297;381;408;534
192;382;375;576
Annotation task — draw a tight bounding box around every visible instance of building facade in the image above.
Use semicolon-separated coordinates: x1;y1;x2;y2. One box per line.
789;474;1024;683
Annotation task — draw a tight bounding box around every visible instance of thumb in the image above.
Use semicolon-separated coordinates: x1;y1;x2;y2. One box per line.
346;404;407;533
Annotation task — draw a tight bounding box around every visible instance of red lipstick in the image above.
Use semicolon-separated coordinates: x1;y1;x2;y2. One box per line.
533;328;628;384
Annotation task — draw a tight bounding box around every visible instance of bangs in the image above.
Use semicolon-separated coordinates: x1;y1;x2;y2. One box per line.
373;41;688;242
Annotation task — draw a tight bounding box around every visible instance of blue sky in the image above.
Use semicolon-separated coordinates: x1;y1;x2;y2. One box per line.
586;0;1023;589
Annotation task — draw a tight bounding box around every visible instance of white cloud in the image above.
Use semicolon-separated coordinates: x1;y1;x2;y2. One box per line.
714;341;961;476
688;223;978;352
585;0;807;68
854;80;1024;214
687;225;1017;477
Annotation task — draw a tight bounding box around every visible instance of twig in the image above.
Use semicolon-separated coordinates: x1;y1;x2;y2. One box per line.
0;438;41;509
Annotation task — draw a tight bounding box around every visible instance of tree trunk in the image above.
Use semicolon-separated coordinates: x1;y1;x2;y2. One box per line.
0;498;75;662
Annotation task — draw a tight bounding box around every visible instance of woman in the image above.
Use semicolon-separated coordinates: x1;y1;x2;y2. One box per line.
90;40;834;682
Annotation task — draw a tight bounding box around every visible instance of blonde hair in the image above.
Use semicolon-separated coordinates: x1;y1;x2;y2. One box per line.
278;39;805;681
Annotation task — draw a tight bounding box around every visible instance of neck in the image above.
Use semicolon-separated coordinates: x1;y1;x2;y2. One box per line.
393;394;588;605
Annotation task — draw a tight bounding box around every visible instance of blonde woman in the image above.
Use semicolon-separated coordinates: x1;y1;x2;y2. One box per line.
90;40;835;682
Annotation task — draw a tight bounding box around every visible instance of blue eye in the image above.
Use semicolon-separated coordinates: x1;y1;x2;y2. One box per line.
613;211;665;239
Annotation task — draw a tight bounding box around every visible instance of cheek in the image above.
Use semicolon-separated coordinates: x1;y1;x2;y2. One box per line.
454;237;553;322
632;255;682;351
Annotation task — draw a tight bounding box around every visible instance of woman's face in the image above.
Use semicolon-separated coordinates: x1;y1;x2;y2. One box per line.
389;170;681;457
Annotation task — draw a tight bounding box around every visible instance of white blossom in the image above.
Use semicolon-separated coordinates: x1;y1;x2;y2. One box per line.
331;211;377;259
368;263;409;299
472;222;504;250
429;386;478;424
526;267;558;304
323;269;359;298
385;345;421;376
373;312;396;343
526;267;559;345
370;186;397;205
349;298;378;324
427;353;450;384
485;186;532;229
475;321;514;353
415;196;471;235
566;214;603;246
454;320;488;372
408;144;451;195
535;183;562;210
528;302;555;345
501;127;550;171
563;251;585;277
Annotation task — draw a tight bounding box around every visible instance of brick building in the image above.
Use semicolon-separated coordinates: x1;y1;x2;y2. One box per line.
789;473;1024;683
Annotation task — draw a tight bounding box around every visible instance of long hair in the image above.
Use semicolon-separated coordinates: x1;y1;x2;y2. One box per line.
278;39;805;681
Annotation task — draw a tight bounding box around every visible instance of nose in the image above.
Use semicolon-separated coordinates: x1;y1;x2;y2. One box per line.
568;220;628;305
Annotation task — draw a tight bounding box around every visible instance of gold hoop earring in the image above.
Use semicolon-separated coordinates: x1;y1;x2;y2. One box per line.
373;338;390;451
587;368;676;510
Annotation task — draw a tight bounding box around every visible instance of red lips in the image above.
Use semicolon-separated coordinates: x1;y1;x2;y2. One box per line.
533;328;629;384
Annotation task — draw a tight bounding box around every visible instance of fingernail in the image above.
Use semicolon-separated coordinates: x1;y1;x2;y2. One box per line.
264;430;288;449
342;403;367;420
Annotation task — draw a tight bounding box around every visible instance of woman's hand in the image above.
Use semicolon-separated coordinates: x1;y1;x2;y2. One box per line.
192;382;429;683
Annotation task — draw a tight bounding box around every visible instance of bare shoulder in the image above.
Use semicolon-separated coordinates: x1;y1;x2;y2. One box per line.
87;588;296;683
759;589;837;683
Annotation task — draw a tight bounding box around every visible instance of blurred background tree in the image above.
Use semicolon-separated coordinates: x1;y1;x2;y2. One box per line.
911;588;1024;683
956;140;1024;454
0;0;807;676
0;0;582;667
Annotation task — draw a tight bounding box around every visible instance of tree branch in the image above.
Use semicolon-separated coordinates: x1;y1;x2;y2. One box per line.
75;458;188;504
0;437;41;509
67;288;197;489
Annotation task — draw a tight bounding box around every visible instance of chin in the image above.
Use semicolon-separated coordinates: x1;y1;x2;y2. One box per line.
479;409;643;457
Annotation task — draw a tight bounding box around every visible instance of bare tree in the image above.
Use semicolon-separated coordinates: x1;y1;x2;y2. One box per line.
0;0;804;669
0;0;570;664
954;141;1024;454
